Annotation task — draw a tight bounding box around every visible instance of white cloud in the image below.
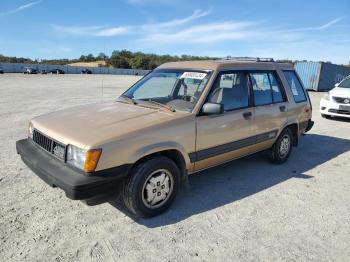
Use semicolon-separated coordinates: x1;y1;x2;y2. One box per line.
0;1;41;17
51;25;128;37
139;16;347;48
136;15;349;63
51;9;210;37
317;17;345;29
286;16;346;32
52;10;344;44
142;9;211;30
142;21;257;43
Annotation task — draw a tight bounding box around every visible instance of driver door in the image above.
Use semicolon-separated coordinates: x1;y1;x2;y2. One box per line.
194;71;255;171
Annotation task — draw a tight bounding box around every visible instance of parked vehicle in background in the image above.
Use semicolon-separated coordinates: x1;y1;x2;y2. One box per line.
23;67;38;74
320;75;350;119
50;69;65;74
81;69;92;74
16;58;313;217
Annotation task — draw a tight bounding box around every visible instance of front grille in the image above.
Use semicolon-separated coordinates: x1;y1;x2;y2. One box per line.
333;96;350;104
329;109;350;115
32;130;66;160
33;130;52;152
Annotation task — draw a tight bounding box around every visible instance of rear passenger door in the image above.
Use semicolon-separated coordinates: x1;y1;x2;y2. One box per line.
249;71;288;147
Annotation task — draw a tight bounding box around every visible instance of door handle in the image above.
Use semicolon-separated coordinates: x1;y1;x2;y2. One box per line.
243;111;252;119
279;105;286;112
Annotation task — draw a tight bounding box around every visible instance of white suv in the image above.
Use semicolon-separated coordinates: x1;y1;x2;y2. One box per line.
320;75;350;119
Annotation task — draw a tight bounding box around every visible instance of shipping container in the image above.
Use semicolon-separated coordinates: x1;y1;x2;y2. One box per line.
294;61;350;91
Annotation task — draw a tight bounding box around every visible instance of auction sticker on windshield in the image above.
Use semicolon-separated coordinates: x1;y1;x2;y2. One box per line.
180;72;207;80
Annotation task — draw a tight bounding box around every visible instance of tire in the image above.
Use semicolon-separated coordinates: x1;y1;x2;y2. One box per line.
123;156;180;217
268;128;293;164
321;114;330;119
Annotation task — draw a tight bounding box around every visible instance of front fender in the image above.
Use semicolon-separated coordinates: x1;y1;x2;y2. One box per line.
130;141;190;166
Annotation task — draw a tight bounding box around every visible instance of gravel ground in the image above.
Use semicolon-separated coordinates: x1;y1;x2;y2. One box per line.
0;74;349;262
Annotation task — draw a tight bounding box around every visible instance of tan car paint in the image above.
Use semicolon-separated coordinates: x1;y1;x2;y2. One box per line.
96;113;196;172
195;107;254;171
31;102;196;172
31;102;187;148
29;60;312;175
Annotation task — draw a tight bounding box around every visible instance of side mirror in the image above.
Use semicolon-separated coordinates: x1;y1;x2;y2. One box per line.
201;102;223;115
335;83;340;87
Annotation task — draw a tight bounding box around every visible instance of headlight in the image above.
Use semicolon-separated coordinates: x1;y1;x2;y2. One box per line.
67;145;102;172
323;93;330;101
28;122;34;139
67;145;86;170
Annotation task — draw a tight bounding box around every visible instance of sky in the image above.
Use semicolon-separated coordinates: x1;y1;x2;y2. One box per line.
0;0;349;64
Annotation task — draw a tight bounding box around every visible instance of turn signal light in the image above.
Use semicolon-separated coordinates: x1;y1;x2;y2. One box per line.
84;149;102;172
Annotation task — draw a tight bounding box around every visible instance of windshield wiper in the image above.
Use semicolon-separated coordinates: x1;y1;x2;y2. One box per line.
120;95;137;105
147;99;176;112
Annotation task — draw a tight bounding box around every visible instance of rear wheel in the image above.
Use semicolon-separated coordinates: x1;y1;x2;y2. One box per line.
123;156;180;217
268;128;293;164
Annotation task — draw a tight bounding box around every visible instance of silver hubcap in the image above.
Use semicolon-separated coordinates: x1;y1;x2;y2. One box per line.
279;135;291;157
142;169;174;209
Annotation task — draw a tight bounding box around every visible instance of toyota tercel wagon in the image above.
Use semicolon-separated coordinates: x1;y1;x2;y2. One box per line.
17;58;313;217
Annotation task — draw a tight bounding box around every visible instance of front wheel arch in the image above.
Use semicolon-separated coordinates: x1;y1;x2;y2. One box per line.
129;149;187;180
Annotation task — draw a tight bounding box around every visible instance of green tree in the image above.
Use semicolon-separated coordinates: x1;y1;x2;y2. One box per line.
79;55;87;62
118;50;133;59
86;54;95;62
131;54;151;69
97;52;107;60
109;52;131;68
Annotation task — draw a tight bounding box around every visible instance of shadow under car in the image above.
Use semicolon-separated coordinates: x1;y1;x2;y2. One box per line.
104;133;350;226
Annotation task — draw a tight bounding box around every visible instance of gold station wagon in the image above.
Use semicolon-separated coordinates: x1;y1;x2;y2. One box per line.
17;58;314;217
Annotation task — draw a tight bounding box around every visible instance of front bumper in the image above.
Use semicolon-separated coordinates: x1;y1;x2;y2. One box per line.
320;98;350;118
16;139;130;200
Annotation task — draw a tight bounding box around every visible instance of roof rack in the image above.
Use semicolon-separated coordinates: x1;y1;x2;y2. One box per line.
222;56;275;62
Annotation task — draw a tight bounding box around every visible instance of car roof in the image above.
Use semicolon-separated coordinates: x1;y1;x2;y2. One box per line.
157;59;294;71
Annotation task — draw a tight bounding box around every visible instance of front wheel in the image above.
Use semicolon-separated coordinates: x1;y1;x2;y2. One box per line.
268;128;293;164
123;156;180;217
321;114;330;119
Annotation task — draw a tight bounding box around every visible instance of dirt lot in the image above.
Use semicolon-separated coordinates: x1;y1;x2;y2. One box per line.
1;74;349;261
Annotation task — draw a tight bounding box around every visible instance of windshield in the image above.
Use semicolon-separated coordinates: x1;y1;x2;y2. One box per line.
121;69;211;112
339;76;350;88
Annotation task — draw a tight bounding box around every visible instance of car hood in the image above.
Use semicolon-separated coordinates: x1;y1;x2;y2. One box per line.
31;101;186;148
330;87;350;97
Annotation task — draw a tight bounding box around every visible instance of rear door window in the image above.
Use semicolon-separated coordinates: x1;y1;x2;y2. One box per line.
268;73;285;103
250;73;273;106
249;72;286;106
283;71;307;102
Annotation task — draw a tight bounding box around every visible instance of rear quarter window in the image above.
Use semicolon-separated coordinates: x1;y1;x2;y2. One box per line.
283;71;307;103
